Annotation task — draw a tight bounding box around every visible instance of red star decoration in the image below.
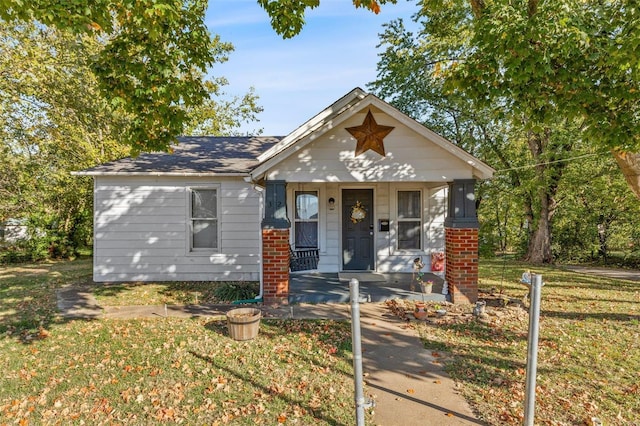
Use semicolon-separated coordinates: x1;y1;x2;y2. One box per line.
345;110;394;157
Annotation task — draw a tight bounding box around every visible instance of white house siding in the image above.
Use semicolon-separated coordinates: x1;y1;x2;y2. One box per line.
264;111;475;184
287;182;447;274
93;176;262;282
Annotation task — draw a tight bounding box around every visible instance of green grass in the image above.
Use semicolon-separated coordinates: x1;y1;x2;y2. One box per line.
2;258;639;425
417;259;640;425
0;258;93;334
0;318;356;424
90;277;260;306
92;281;260;306
0;260;358;424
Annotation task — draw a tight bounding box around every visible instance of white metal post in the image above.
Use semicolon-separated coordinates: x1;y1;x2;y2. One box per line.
524;273;543;426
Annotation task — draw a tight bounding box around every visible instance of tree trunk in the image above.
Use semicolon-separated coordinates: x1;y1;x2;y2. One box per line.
597;220;609;263
612;150;640;200
525;192;554;264
523;129;565;264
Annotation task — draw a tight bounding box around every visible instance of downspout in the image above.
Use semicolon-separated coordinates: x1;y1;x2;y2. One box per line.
233;179;264;304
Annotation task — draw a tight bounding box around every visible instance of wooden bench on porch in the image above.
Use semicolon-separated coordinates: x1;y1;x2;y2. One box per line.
289;246;319;272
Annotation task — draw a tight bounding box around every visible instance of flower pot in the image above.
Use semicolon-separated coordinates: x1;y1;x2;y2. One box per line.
414;302;428;320
421;282;433;294
226;308;261;341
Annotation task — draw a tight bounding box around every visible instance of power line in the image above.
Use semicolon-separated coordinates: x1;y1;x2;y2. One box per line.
494;152;602;173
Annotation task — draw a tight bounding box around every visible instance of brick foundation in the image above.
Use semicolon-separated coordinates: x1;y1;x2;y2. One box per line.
445;227;479;304
262;228;290;304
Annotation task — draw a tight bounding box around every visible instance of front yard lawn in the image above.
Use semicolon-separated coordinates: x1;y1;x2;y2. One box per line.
0;259;356;424
417;259;640;425
1;258;639;424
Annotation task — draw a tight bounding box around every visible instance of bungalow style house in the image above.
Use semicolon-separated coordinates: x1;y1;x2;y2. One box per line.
75;88;494;304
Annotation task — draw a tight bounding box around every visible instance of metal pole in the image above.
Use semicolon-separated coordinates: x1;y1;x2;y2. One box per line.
350;278;373;425
524;274;543;426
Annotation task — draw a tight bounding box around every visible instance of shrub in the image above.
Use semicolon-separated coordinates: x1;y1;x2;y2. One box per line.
213;282;260;302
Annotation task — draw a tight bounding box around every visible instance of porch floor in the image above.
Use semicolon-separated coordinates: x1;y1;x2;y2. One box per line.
288;272;448;304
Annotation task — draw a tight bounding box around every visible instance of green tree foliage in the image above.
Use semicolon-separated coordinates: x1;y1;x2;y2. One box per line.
183;81;263;136
0;23;131;259
0;0;225;153
0;20;263;261
369;10;639;263
260;0;640;207
416;0;640;199
257;0;395;39
552;152;640;264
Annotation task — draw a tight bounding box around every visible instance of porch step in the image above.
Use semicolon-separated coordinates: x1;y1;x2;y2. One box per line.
289;273;448;304
289;291;447;304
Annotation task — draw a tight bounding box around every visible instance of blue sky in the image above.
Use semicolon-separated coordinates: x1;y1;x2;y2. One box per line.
206;0;416;136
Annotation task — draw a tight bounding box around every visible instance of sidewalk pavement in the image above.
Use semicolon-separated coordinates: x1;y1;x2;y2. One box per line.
562;265;640;281
56;287;483;425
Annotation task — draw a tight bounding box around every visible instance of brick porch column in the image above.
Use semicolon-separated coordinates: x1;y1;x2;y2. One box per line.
261;180;290;305
445;227;479;304
444;179;479;304
262;228;290;304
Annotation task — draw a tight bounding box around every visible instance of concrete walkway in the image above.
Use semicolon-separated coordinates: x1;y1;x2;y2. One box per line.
562;265;640;281
56;288;482;425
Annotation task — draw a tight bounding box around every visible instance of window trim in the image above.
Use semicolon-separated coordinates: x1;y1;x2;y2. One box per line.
293;190;319;249
396;189;423;251
187;186;220;254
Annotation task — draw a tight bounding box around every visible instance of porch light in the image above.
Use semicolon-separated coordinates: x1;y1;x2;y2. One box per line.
328;197;336;210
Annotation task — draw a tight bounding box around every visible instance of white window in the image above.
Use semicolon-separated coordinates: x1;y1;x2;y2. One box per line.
189;188;218;251
294;191;318;249
397;190;422;250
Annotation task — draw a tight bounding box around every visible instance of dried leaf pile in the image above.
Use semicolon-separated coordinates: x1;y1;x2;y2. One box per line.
386;260;640;425
1;318;357;424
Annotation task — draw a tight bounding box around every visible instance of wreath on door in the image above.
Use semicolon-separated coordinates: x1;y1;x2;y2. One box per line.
350;201;367;224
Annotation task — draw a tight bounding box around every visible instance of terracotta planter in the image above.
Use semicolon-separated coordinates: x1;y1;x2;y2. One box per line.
414;302;428;320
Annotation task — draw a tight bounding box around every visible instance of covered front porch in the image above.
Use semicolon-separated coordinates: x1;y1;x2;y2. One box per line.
253;89;494;305
289;272;447;304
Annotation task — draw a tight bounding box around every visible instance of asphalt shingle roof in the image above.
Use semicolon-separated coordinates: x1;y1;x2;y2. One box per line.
76;136;283;175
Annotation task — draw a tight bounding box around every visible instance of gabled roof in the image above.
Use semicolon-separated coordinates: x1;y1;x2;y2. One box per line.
250;88;495;180
74;88;494;180
73;136;282;176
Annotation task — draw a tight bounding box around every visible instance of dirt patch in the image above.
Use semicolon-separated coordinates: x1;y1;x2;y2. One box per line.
385;289;529;327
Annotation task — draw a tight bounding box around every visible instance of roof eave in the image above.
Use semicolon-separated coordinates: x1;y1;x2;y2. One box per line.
71;171;250;177
370;96;496;180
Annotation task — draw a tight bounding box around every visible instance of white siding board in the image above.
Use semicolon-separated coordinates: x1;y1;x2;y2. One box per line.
95;233;183;242
97;215;185;225
220;222;261;232
219;231;257;240
96;255;259;267
97;239;183;249
426;187;447;252
93;206;185;216
93;176;262;282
